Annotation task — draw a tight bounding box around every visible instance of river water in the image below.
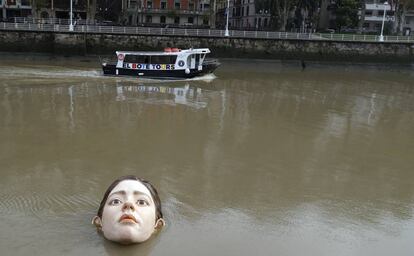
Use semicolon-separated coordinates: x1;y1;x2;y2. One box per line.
0;55;414;256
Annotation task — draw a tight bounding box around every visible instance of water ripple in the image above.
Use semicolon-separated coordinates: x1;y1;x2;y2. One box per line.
0;192;98;215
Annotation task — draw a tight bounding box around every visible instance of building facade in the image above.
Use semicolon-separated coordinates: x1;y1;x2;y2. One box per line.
123;0;211;27
363;0;394;33
1;0;211;27
216;0;271;30
403;10;414;35
1;0;32;20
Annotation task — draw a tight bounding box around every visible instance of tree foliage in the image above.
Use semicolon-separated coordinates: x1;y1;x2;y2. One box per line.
255;0;321;31
394;0;414;34
334;0;361;31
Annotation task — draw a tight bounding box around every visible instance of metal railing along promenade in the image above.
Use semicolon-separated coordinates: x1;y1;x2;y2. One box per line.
1;22;414;43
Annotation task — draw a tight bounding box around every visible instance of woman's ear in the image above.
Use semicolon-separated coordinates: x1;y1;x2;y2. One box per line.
92;216;102;229
154;218;165;230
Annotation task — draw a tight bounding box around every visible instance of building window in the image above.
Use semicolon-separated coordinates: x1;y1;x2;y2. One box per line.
41;11;49;18
203;17;208;25
378;10;384;16
160;16;166;23
189;1;194;10
161;1;166;9
246;6;249;16
146;15;152;23
128;0;137;8
188;17;194;24
365;11;372;16
147;0;152;9
174;16;180;24
363;22;369;28
200;2;209;11
175;0;180;9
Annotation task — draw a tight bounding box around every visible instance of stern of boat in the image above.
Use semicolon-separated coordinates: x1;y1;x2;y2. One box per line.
101;58;118;75
202;58;221;74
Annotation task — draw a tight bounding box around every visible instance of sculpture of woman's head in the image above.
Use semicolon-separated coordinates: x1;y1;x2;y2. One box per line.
92;175;164;244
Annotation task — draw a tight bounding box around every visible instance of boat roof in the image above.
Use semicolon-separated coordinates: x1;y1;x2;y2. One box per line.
116;48;211;56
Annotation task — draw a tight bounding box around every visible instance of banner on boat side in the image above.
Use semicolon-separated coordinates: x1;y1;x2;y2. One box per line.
123;63;175;70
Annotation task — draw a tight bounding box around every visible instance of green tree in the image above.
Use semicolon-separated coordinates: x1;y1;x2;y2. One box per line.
255;0;323;31
296;0;320;31
256;0;299;31
394;0;414;34
334;0;361;31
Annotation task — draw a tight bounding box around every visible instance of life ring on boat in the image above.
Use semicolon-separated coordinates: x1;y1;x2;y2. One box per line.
178;60;185;67
118;54;125;61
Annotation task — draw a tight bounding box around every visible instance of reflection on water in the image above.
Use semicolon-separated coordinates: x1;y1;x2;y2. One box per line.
115;84;208;109
0;58;414;256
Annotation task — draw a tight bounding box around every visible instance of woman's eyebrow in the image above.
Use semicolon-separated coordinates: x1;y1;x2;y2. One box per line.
108;190;126;197
133;191;151;197
108;190;151;197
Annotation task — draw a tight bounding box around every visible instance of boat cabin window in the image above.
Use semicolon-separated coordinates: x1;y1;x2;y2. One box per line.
151;55;177;64
188;54;203;63
124;55;149;64
123;55;176;64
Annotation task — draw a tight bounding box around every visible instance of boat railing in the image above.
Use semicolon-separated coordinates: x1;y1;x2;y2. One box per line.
203;58;220;66
100;56;117;65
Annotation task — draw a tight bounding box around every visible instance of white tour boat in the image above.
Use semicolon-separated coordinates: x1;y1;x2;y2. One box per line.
102;48;220;79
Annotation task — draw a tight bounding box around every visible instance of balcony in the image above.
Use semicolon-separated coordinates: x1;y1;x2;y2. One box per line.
365;15;395;22
365;3;391;11
406;10;414;17
130;8;209;16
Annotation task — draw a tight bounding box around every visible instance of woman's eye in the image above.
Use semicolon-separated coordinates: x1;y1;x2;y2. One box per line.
109;199;122;205
136;199;149;206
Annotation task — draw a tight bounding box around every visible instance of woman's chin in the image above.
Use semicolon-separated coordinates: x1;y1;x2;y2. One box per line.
116;237;136;245
106;230;151;244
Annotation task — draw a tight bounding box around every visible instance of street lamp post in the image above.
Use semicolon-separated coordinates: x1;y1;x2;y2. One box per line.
379;1;388;42
224;0;230;36
69;0;74;31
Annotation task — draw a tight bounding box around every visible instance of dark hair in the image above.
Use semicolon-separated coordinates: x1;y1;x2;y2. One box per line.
97;175;163;222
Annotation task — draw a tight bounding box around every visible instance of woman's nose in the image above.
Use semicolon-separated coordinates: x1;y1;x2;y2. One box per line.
122;201;135;211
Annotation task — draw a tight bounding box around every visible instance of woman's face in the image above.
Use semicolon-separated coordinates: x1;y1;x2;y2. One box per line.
96;180;159;244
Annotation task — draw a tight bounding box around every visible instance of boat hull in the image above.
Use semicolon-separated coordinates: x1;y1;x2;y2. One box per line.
102;63;218;79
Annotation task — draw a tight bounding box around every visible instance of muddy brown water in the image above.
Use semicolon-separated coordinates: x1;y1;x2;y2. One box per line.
0;55;414;256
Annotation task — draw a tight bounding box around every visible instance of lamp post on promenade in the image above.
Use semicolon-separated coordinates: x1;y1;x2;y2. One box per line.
69;0;74;31
225;0;230;37
379;1;388;42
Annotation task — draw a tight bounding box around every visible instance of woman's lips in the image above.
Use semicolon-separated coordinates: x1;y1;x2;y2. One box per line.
119;214;138;224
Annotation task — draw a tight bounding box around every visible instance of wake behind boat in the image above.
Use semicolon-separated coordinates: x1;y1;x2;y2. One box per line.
102;48;220;79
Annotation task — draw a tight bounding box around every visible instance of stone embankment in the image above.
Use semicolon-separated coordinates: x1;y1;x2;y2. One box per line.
1;30;413;62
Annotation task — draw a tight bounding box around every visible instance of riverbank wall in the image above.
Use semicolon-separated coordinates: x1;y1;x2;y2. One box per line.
1;30;413;62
